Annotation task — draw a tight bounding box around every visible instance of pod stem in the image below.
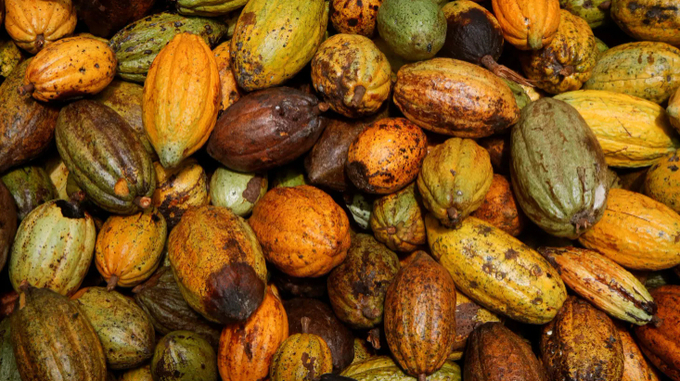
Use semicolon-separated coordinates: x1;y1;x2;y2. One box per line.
367;328;381;350
18;83;34;96
559;65;575;77
317;102;330;113
106;275;118;291
134;196;152;209
36;34;45;51
418;375;427;381
301;316;311;334
480;55;535;87
598;0;611;10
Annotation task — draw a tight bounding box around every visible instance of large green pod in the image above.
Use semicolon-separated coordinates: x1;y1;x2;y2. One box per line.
1;165;57;220
72;287;155;370
55;100;156;215
176;0;248;16
109;13;228;82
0;319;21;381
151;331;218;381
370;183;427;253
230;0;329;91
510;98;609;239
10;287;107;381
9;200;96;296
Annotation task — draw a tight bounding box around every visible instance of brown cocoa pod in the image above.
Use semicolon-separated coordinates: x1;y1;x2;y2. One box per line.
285;298;355;373
465;322;548;381
478;135;511;175
471;174;526;236
270;267;327;299
207;87;328;172
305;116;366;192
451;293;502;354
635;285;680;381
541;296;624;381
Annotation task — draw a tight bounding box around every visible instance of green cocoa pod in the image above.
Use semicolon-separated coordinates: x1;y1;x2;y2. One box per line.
346;193;374;230
0;39;22;77
151;331;218;381
109;13;228;82
595;37;609;54
9;200;96;296
327;234;400;329
417;138;493;228
501;79;531;110
559;0;611;28
1;165;57;220
209;167;267;217
370;183;426;253
72;287;155;370
176;0;248;16
0;319;21;381
55;100;156;215
377;0;447;60
511;98;609;239
271;162;309;188
91;80;156;159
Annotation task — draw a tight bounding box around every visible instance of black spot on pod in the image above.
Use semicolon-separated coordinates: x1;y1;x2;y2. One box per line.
204;262;265;324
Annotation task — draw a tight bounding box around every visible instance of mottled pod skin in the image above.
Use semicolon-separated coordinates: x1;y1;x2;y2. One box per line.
9;200;96;296
616;324;661;381
540;246;656;325
417;138;493;228
465;323;548;381
5;0;77;54
0;183;17;273
635;286;680;381
451;293;502;356
511;97;609;239
520;10;599;94
393;58;520;138
541;297;624;381
95;208;167;289
370;183;427;252
584;42;680;104
611;0;680;50
312;34;391;118
22;36;116;101
340;356;462;380
230;0;328;91
10;287;107;381
143;32;221;169
151;331;218;381
0;59;59;173
213;41;241;112
384;252;457;380
152;159;210;230
645;150;680;214
471;174;526;236
331;0;383;37
427;216;567;324
250;186;351;278
491;0;560;50
579;188;680;271
555;90;680;168
669;88;680;131
71;287;155;370
327;234;400;329
1;165;57;221
218;285;289;381
346;117;427;194
168;205;268;324
270;330;334;381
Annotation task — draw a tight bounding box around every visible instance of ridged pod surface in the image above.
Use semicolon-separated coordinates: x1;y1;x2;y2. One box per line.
370;183;426;252
4;0;77;54
427;215;567;324
511;97;609;238
56;100;156;215
646;150;680;213
340;356;462;380
151;331;218;381
270;330;333;381
611;0;680;48
249;186;351;278
213;41;241;112
217;285;289;381
579;188;680;271
393;58;519;138
384;252;456;379
168;205;267;324
71;287;155;370
1;165;57;221
617;324;661;381
143;32;220;169
465;322;548;381
10;287;107;381
9;200;96;296
555;89;680;168
22;36;116;101
176;0;248;16
471;174;526;236
230;0;329;91
95;208;167;289
540;246;656;325
152;159;210;229
541;297;624;381
491;0;560;50
635;286;680;381
311;34;391;118
418;138;493;228
584;41;680;104
669;88;680;130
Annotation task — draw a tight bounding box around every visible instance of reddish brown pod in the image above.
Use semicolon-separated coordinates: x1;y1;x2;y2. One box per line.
207;87;328;172
635;285;680;381
616;323;661;381
471;174;526;236
465;322;548;381
346;118;427;194
384;252;457;380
